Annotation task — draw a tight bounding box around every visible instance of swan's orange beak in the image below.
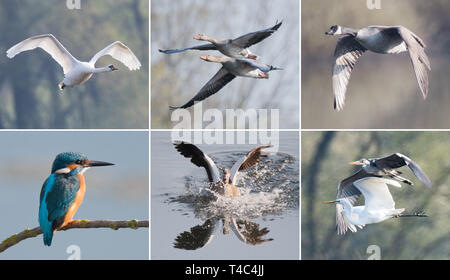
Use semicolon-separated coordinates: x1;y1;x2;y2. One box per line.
349;161;362;165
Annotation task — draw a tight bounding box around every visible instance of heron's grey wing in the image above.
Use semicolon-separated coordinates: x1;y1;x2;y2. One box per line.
396;26;431;99
173;219;219;250
174;142;221;183
332;35;367;111
159;43;217;54
231;21;283;48
170;67;235;109
6;34;76;74
229;145;272;185
395;153;432;187
89;41;141;71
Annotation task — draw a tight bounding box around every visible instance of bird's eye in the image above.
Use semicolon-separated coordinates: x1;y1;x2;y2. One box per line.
75;160;82;164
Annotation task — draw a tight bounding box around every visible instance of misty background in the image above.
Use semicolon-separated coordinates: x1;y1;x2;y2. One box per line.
0;0;148;129
302;0;450;129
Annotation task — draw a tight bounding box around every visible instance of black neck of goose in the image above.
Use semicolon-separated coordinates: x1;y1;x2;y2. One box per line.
341;27;358;36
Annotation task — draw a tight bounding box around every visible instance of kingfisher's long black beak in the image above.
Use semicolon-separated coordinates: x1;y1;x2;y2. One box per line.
84;160;115;167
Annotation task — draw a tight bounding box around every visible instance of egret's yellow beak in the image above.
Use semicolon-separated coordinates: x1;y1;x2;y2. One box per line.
323;200;338;204
349;161;362;165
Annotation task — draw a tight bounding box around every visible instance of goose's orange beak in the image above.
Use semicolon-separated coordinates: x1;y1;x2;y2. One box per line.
349;161;362;165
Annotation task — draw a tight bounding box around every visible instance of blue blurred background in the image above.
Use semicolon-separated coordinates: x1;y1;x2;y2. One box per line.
0;131;148;260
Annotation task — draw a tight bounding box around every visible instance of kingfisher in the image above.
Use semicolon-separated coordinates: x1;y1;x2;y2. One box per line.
38;152;114;246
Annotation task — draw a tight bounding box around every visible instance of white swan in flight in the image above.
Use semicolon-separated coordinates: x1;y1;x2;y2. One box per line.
6;34;141;89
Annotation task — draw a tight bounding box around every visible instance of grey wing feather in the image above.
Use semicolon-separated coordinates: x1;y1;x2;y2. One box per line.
396;27;430;99
332;35;367;111
159;43;217;54
231;21;282;48
395;153;432;188
171;67;235;109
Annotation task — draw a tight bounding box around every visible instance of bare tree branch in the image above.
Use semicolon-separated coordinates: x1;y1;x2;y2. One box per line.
0;219;149;253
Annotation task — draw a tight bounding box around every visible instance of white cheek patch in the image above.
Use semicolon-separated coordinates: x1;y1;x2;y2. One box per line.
54;168;71;174
336;26;342;35
80;167;90;175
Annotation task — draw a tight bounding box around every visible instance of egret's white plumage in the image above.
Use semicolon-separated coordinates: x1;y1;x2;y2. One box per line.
6;34;141;89
328;153;431;234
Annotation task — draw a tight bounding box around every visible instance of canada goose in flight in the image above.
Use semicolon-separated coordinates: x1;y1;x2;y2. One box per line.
325;153;431;234
174;142;272;197
6;34;141;89
170;55;282;109
325;25;431;111
159;21;282;60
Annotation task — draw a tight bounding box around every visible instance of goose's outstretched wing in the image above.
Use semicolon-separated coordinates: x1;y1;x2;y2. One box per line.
396;26;431;99
231;21;283;48
174;141;221;183
229;145;272;185
332;35;367;111
170;67;235;109
7;34;77;74
90;41;141;71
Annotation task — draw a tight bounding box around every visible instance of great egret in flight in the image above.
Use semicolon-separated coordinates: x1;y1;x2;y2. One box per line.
325;153;431;234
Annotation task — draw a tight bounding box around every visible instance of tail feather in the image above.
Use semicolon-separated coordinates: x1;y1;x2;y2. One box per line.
43;230;53;246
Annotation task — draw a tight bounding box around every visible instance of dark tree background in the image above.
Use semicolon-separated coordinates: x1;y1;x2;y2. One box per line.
0;0;148;129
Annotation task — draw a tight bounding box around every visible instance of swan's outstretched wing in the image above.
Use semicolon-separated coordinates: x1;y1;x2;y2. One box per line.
229;145;272;185
375;153;432;188
332;35;367;111
395;26;431;99
353;177;402;212
159;43;216;54
174;141;221;184
90;41;141;71
170;67;236;109
6;34;77;74
231;21;283;48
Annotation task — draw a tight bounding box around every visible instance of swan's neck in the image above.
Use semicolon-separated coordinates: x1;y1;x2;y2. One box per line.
92;66;112;73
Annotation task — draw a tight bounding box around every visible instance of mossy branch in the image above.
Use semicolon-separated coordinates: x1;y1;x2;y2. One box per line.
0;219;149;253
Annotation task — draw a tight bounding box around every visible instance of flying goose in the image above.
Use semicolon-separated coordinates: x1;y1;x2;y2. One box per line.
6;34;141;89
325;153;431;234
325;25;431;110
174;141;273;197
159;21;282;60
170;55;282;109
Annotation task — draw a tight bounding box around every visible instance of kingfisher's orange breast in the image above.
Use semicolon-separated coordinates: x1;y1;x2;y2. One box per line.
60;173;86;228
